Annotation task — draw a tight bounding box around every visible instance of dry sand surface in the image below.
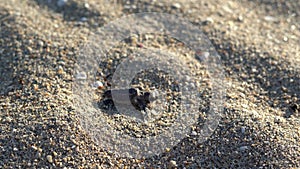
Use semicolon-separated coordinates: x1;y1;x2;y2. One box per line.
0;0;299;168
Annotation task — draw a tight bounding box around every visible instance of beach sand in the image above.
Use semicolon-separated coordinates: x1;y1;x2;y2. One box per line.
0;0;299;168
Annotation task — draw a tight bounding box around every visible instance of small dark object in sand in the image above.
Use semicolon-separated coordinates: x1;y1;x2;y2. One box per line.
102;88;151;111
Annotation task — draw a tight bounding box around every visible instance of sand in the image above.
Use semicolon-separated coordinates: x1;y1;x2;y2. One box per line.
0;0;299;168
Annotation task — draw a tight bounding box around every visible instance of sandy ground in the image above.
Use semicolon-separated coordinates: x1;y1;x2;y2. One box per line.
0;0;299;168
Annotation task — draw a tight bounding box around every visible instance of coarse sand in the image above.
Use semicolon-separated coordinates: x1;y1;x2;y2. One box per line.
0;0;299;168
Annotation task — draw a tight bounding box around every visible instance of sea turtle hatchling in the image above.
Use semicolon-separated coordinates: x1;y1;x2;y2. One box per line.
102;88;151;111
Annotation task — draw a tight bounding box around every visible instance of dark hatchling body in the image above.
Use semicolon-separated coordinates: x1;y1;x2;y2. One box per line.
102;88;151;111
